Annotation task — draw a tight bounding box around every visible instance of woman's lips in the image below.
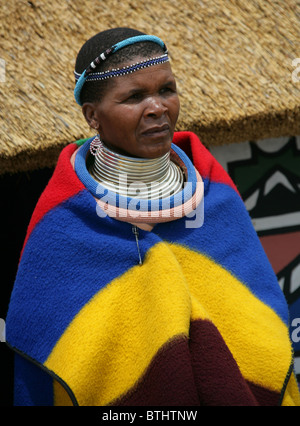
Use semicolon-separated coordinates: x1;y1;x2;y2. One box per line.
142;124;170;137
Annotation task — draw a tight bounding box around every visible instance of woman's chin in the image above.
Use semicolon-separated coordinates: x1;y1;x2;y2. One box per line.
138;136;172;159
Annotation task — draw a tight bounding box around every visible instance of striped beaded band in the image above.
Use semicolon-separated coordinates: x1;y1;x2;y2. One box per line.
74;54;169;83
74;35;168;106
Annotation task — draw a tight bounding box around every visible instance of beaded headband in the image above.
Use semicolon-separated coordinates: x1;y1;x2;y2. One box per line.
74;35;168;106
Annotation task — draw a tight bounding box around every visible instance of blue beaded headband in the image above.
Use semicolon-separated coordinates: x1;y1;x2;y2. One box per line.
74;35;168;106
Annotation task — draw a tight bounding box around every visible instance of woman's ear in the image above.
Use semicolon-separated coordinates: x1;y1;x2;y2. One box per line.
82;103;100;131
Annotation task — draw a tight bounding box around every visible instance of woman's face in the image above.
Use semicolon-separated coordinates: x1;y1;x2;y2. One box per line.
83;60;180;159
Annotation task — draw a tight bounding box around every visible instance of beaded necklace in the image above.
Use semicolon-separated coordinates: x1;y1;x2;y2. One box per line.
74;136;203;224
89;135;184;200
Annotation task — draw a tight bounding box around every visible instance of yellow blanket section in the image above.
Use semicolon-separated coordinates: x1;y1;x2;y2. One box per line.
281;373;300;406
45;242;210;406
168;243;297;402
45;241;298;406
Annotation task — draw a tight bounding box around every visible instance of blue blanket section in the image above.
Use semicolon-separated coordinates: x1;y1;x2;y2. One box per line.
13;354;54;406
6;176;289;368
6;189;143;363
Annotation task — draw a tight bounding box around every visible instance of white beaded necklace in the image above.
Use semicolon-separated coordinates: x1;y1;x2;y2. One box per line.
89;135;185;200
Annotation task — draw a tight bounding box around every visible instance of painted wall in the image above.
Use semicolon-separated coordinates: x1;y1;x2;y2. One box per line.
210;135;300;385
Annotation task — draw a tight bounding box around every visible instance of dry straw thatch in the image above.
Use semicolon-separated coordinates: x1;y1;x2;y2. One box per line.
1;0;300;174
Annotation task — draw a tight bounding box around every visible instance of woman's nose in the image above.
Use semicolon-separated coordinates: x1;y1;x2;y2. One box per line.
144;96;168;118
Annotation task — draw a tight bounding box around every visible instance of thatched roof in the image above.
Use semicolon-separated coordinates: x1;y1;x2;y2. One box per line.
1;0;300;174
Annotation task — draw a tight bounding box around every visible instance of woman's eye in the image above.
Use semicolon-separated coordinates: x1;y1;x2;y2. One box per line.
127;93;143;102
160;87;175;95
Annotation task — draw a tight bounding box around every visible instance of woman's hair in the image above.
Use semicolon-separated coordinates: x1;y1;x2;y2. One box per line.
75;27;165;104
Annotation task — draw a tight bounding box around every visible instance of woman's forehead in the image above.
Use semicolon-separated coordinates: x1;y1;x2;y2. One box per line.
111;61;175;92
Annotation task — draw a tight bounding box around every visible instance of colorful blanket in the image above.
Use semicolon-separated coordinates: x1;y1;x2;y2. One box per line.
6;131;300;406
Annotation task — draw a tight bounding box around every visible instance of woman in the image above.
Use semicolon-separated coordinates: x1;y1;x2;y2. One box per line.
6;28;300;406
